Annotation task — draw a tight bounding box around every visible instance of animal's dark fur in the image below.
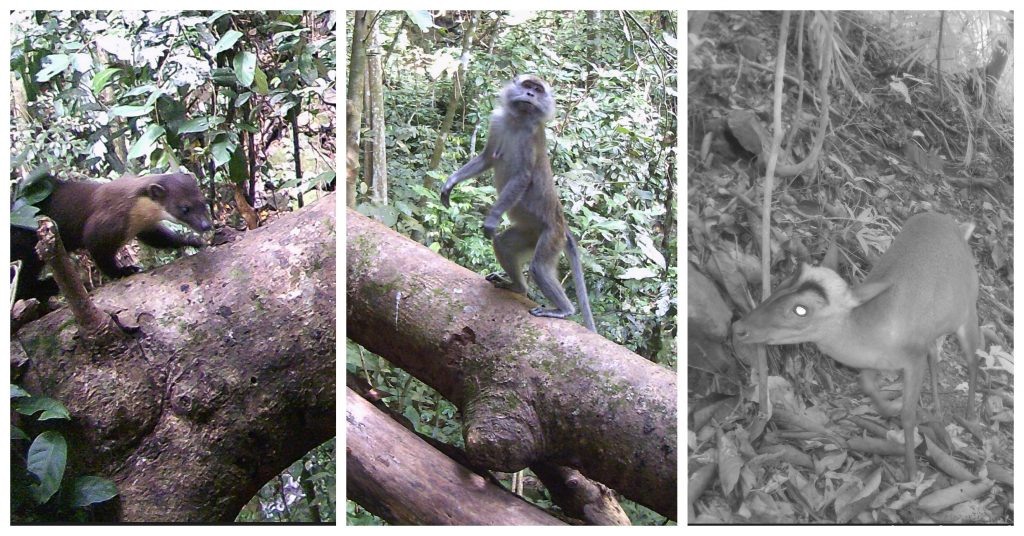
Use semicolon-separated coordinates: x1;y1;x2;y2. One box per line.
12;173;212;303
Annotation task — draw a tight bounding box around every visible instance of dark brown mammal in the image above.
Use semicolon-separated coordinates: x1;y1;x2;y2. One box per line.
12;172;212;303
440;74;595;331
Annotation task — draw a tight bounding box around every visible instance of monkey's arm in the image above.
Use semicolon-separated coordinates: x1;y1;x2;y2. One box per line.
483;172;531;239
137;224;207;249
440;148;495;207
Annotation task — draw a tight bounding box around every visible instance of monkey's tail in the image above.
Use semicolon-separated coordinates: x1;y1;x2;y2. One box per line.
565;231;596;332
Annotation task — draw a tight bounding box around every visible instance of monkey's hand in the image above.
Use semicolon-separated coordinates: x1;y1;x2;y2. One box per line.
440;185;452;208
483;217;499;239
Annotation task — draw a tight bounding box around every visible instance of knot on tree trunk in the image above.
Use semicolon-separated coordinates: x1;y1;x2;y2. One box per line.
462;387;543;471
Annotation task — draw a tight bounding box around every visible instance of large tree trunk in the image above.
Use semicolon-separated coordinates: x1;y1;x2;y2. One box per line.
346;209;677;519
13;194;337;522
346;388;565;525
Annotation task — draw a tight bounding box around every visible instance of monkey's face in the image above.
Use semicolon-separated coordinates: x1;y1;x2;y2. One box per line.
148;173;213;234
503;75;555;122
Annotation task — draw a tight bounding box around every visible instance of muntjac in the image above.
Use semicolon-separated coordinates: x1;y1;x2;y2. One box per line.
733;212;980;481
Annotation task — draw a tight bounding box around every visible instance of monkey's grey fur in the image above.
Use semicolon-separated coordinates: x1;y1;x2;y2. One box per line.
441;74;596;331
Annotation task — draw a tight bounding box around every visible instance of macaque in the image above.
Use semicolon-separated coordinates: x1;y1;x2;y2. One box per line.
440;75;595;331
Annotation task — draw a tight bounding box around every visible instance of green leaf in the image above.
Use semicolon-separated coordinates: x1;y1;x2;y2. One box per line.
70;476;119;507
253;67;269;95
18;176;54;205
124;84;158;97
210;137;234;167
11;385;31;398
212;30;243;55
277;177;301;189
21;165;53;190
233;51;256;88
111;105;154;118
12;425;30;441
235;91;252;107
10;203;40;230
210;67;238;87
406;11;434;32
91;66;121;95
14;396;70;421
27;431;67;504
210;132;238;166
228;146;248;183
178;116;213;134
126;125;166;160
145;89;168;106
207;11;231;24
36;54;71;82
70;53;93;73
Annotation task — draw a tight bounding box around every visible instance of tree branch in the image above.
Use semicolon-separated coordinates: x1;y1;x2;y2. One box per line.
346;388;565;525
14;194;337;522
346;208;677;519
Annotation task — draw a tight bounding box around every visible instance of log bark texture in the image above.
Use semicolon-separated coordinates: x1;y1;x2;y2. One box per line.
346;209;677;519
14;194;337;522
346;388;564;525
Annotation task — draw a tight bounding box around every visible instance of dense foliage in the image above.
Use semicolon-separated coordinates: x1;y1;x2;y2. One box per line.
10;10;336;226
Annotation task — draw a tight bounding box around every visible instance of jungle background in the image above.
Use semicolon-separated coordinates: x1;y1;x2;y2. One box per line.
687;11;1013;523
346;10;677;526
9;10;336;522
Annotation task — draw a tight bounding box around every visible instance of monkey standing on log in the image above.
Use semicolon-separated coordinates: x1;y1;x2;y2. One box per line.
440;74;596;332
12;172;213;304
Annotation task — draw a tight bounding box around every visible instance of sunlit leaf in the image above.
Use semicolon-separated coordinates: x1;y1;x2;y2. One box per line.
111;105;154;118
212;30;243;55
91;66;121;95
126;125;166;160
234;51;257;87
36;54;71;82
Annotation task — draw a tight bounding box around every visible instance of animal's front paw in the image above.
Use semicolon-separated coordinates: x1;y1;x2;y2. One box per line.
186;236;209;248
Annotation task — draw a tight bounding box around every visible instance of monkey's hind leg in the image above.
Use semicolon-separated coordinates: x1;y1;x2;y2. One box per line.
487;226;535;295
527;230;574;319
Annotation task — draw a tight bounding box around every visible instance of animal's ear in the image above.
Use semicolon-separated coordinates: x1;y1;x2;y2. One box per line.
146;183;167;200
776;262;806;290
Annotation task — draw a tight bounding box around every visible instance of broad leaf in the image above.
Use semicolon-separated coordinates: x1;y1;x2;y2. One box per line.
126;125;166;160
36;54;71;82
27;431;67;504
70;476;119;508
212;30;243;55
233;51;257;88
